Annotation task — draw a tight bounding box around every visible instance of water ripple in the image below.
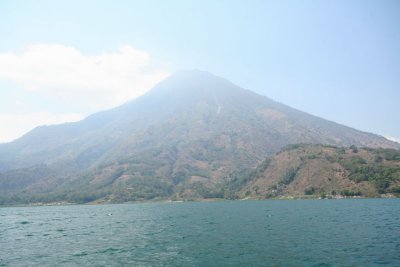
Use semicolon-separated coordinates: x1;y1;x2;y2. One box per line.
0;199;399;266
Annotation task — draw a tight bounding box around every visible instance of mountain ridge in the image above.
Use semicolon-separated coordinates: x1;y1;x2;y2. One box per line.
0;70;398;204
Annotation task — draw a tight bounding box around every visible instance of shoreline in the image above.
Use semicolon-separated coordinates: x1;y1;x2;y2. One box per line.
1;194;398;208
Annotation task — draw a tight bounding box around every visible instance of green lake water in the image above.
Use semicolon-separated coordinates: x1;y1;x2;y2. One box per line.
1;199;399;266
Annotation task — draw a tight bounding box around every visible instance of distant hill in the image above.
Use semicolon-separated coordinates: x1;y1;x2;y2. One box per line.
236;144;400;199
0;70;399;204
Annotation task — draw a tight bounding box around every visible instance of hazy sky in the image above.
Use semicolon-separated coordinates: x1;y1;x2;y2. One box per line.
0;0;399;143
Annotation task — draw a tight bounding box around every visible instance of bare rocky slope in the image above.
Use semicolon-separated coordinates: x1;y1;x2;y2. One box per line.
0;70;398;204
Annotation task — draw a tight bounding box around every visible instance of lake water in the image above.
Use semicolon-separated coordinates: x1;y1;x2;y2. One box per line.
1;199;399;266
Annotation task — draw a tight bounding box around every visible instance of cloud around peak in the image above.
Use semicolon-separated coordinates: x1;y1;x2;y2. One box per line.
0;44;170;109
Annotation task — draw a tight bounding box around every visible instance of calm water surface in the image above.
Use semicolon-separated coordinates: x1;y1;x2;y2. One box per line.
0;199;399;266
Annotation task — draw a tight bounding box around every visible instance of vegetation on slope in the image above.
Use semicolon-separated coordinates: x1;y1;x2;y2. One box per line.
1;144;399;205
238;144;400;199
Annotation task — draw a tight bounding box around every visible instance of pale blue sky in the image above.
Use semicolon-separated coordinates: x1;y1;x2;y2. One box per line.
0;0;399;142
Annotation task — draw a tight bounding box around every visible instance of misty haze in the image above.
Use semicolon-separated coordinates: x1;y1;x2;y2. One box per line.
1;1;399;266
